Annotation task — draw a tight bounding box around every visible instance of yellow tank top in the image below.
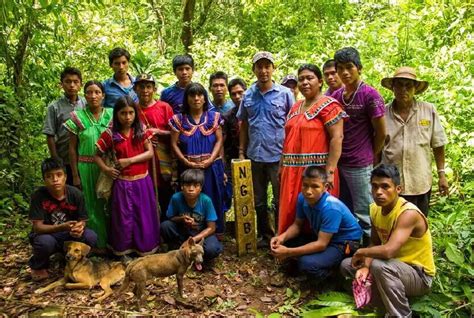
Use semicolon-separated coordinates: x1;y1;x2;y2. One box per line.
370;197;436;276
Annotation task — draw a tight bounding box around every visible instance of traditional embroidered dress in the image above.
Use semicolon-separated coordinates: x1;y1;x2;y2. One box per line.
278;96;347;234
64;107;113;248
169;111;226;235
96;128;160;256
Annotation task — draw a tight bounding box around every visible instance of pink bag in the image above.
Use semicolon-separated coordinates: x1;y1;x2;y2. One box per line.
352;273;373;308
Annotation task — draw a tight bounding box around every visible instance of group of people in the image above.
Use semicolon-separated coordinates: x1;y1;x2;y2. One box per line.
31;46;448;316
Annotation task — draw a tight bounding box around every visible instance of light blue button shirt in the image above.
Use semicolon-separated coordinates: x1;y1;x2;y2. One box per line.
102;74;138;108
237;82;294;162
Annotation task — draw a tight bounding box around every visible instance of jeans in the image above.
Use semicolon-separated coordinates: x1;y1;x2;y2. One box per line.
160;220;223;262
339;165;373;236
28;229;97;270
251;161;280;240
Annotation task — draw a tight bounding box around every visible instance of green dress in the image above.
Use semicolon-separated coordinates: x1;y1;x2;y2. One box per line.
64;107;113;248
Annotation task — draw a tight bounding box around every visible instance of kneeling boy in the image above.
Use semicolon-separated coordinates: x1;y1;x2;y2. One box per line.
29;158;97;281
271;166;362;280
161;169;223;265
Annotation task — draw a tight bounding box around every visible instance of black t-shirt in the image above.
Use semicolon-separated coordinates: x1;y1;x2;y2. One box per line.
29;185;88;225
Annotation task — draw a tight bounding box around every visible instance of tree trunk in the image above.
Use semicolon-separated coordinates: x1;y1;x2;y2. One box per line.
181;0;196;53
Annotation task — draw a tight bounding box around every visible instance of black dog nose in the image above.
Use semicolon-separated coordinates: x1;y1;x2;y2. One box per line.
65;254;72;261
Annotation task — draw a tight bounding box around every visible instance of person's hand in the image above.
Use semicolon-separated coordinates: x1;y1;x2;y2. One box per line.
61;221;76;232
439;174;449;196
327;173;335;190
70;221;85;238
105;167;120;179
150;128;168;136
223;173;228;185
150;135;159;147
270;235;284;250
271;245;291;261
351;250;365;268
185;159;204;169
72;175;81;189
117;158;133;170
183;216;195;228
355;267;370;283
201;158;212;169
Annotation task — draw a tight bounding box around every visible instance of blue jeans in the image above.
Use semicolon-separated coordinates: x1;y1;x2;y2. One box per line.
28;229;97;270
286;235;345;280
160;220;223;262
339;164;373;236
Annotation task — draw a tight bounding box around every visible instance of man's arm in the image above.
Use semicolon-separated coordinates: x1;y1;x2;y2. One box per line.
239;120;249;159
433;146;449;196
371;116;386;161
46;136;58;158
192;221;216;243
32;220;75;234
353;210;419;261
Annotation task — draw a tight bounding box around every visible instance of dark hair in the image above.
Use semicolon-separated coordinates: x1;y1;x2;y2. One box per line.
181;83;210;114
371;164;401;186
209;71;228;87
181;169;205;186
60;67;82;83
172;54;194;73
228;78;247;91
334;47;362;70
83;80;105;94
322;59;336;71
113;96;144;140
297;64;323;80
41;157;66;178
108;47;131;66
302;166;328;183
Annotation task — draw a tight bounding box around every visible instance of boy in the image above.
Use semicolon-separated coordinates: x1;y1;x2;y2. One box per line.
322;59;343;96
160;169;223;266
271;166;362;281
103;47;138;108
340;164;435;316
209;71;234;113
134;73;174;216
29;158;97;281
160;54;195;114
43;67;86;185
331;47;386;238
281;74;299;100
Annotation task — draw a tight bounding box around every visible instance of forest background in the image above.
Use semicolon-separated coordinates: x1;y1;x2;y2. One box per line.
0;0;472;316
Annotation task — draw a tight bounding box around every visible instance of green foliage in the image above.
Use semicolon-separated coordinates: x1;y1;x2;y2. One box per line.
301;291;376;317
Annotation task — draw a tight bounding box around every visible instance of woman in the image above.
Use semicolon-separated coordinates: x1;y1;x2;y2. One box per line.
64;81;113;249
278;64;347;234
169;83;226;238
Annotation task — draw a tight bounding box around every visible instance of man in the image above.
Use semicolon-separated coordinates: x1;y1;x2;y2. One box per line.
221;78;247;212
340;164;435;317
103;47;138;108
209;71;234;113
29;158;97;281
331;47;386;239
237;51;295;247
43;67;86;185
160;54;194;114
281;74;299;100
271;166;362;281
322;59;343;96
134;73;174;216
381;67;448;216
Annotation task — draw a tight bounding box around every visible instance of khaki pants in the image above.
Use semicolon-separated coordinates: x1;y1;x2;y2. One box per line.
340;258;432;317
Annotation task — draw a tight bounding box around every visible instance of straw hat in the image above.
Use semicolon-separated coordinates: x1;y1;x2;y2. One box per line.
381;66;429;95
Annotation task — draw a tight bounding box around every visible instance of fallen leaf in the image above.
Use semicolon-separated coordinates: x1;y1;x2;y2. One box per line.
163;294;176;305
260;296;272;303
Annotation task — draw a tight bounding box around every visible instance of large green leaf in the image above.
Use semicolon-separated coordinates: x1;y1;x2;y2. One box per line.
301;306;356;318
445;242;465;266
317;291;354;304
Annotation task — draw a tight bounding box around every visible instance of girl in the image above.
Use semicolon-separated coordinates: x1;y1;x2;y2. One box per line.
64;80;113;250
169;83;226;238
95;96;159;256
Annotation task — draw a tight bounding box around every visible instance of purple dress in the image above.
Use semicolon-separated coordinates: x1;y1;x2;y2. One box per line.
169;111;226;235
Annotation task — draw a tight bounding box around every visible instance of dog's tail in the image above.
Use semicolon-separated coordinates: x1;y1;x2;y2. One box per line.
117;258;140;294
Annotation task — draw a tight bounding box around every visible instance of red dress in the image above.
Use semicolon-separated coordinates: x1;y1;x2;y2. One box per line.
278;96;347;234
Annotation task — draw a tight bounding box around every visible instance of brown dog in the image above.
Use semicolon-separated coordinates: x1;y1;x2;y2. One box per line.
35;241;125;301
119;237;204;307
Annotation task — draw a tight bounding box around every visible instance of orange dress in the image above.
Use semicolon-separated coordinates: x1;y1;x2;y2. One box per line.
278;96;347;234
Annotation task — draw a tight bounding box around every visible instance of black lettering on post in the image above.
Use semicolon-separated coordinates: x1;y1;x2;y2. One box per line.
245;242;252;253
239;166;247;179
241;205;249;216
244;222;251;234
240;184;248;196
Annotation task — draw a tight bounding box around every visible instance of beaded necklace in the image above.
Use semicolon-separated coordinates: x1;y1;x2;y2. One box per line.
342;81;363;107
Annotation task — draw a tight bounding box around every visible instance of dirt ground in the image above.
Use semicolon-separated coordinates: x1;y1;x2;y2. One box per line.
0;232;325;317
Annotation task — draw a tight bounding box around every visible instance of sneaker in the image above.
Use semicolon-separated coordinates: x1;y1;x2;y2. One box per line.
31;268;49;281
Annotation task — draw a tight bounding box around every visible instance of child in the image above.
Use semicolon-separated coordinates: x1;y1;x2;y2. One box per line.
95;96;160;256
161;169;223;265
271;166;362;281
43;67;86;184
29;158;97;281
134;73;175;216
